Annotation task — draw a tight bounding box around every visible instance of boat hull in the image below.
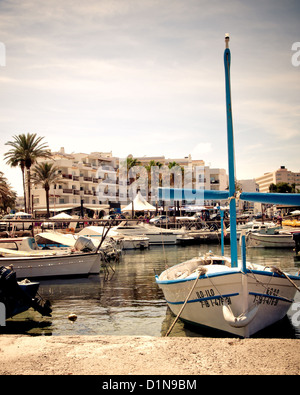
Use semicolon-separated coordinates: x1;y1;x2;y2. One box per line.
0;252;101;280
156;261;300;337
117;231;177;245
146;233;178;245
76;226;150;250
247;232;295;248
121;238;150;249
114;224;179;245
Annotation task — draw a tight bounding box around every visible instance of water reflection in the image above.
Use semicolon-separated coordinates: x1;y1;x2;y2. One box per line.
2;244;300;338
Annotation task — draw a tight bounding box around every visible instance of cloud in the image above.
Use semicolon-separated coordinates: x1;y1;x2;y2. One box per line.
191;142;212;157
0;0;299;196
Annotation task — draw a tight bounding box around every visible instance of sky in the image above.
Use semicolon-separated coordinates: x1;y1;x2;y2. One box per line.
0;0;299;196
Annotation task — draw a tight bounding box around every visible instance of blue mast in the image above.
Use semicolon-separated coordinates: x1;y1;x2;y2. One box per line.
224;34;238;267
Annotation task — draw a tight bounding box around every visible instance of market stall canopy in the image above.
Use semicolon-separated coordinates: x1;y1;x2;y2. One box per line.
51;212;74;219
121;191;156;212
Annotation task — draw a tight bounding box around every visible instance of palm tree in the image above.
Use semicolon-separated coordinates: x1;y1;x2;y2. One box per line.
0;172;9;202
144;160;163;200
126;156;142;185
168;161;183;188
144;160;163;174
4;133;51;213
126;156;141;171
31;162;62;218
168;161;179;169
0;172;16;214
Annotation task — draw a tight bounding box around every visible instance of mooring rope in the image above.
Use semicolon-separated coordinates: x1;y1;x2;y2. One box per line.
247;266;295;303
165;267;207;337
268;266;300;293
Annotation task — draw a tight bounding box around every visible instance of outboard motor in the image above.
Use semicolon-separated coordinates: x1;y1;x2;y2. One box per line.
0;266;52;320
74;236;96;252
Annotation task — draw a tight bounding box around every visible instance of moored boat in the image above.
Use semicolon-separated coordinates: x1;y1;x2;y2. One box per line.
156;253;300;337
246;230;295;248
77;226;150;250
156;34;300;338
0;237;102;279
113;221;182;245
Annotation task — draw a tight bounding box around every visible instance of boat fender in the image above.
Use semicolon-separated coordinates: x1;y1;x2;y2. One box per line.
222;302;259;328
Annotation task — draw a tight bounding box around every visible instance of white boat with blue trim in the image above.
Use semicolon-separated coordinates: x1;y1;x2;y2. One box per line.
156;252;300;337
156;34;300;337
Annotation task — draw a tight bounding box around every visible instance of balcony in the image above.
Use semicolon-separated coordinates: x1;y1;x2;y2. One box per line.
83;190;93;196
62;189;73;194
99;165;116;172
62;174;72;179
103;178;116;184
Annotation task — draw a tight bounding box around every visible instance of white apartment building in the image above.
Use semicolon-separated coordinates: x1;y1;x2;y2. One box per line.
256;166;300;193
238;179;260;214
32;148;115;215
133;155;228;205
206;168;228;191
32;149;229;215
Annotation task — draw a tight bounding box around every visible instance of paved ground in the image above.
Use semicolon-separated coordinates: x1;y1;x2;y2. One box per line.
0;335;299;375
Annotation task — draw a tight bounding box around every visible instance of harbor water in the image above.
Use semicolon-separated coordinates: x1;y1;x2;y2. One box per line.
2;243;300;338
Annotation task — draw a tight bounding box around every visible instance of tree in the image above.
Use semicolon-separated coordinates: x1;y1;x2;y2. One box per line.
144;160;163;171
291;183;300;193
269;183;277;193
31;162;62;218
168;161;180;169
268;182;296;193
144;160;163;200
126;156;142;186
0;172;9;202
144;160;163;182
0;172;16;214
126;156;141;171
4;133;51;213
168;161;183;188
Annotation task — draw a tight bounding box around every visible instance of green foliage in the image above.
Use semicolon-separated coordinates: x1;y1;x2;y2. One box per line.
269;182;299;193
